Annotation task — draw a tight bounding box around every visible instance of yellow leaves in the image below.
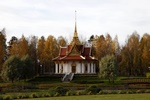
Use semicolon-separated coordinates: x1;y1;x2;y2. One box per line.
95;34;116;60
142;42;150;66
10;35;28;58
37;36;45;63
37;35;59;63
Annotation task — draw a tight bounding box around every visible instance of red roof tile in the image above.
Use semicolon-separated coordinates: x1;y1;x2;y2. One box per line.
82;47;91;56
60;47;67;56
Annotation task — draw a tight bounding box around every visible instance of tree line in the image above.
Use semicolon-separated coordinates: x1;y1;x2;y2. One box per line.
0;28;150;82
92;32;150;77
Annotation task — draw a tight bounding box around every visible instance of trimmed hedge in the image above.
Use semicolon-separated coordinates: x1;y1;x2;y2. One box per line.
0;89;150;99
85;85;101;94
49;86;69;96
72;80;104;84
146;73;150;78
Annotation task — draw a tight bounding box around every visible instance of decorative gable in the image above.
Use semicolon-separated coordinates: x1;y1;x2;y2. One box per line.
69;44;80;56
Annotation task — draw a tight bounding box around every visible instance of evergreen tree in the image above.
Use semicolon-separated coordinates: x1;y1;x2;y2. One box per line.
0;28;7;73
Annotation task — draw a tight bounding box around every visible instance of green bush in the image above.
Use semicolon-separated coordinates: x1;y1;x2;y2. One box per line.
85;85;101;94
30;93;38;98
145;89;150;93
118;90;126;94
11;94;18;99
76;92;80;96
146;73;150;78
136;90;145;94
78;91;87;95
35;92;44;98
109;90;117;94
22;94;30;98
97;91;103;94
49;86;68;96
101;91;108;94
0;95;3;100
18;94;24;99
3;95;13;100
54;92;59;97
126;90;133;94
43;92;50;97
66;90;77;96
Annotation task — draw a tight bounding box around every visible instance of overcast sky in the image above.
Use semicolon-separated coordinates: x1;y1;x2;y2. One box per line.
1;0;150;45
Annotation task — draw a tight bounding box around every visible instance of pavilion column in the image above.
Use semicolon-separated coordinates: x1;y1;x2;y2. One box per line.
94;63;96;73
55;63;58;74
82;62;84;73
80;62;82;73
61;63;63;74
66;62;68;73
62;63;66;73
59;63;61;73
91;62;93;73
88;63;90;73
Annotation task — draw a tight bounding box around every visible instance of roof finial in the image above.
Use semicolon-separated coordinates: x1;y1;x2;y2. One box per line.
74;10;78;37
75;10;77;22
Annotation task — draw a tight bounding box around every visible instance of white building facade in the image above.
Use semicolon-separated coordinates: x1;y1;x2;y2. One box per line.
54;61;96;74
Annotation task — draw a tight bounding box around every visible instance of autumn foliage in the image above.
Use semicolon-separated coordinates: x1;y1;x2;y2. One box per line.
0;28;150;79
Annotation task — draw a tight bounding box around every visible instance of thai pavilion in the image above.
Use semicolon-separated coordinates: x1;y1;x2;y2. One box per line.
53;18;97;74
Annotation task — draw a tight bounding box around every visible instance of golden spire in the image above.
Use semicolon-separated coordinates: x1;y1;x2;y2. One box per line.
70;10;81;45
74;10;78;37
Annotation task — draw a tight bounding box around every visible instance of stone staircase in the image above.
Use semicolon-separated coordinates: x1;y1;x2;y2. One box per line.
62;73;74;82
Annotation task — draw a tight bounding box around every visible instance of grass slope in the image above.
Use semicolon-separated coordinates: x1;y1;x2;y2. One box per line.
22;94;150;100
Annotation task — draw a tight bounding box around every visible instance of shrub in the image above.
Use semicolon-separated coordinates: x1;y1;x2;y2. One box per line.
11;94;18;99
146;73;150;78
118;90;126;94
30;93;38;98
54;92;59;97
22;94;30;98
110;90;118;94
101;91;108;94
3;95;13;100
145;89;150;93
136;90;145;94
36;92;44;98
76;92;80;96
97;91;103;95
18;94;24;99
49;86;68;96
43;92;50;97
66;90;77;96
126;90;133;94
78;91;87;95
85;85;101;94
0;95;3;100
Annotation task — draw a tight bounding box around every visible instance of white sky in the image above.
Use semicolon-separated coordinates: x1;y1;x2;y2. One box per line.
0;0;150;45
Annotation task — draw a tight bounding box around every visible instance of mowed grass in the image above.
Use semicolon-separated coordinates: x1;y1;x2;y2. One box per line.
22;94;150;100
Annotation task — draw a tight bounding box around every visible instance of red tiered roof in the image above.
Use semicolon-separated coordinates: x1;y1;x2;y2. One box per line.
53;44;96;61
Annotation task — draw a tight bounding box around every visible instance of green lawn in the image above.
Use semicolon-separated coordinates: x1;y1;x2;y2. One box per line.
22;94;150;100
